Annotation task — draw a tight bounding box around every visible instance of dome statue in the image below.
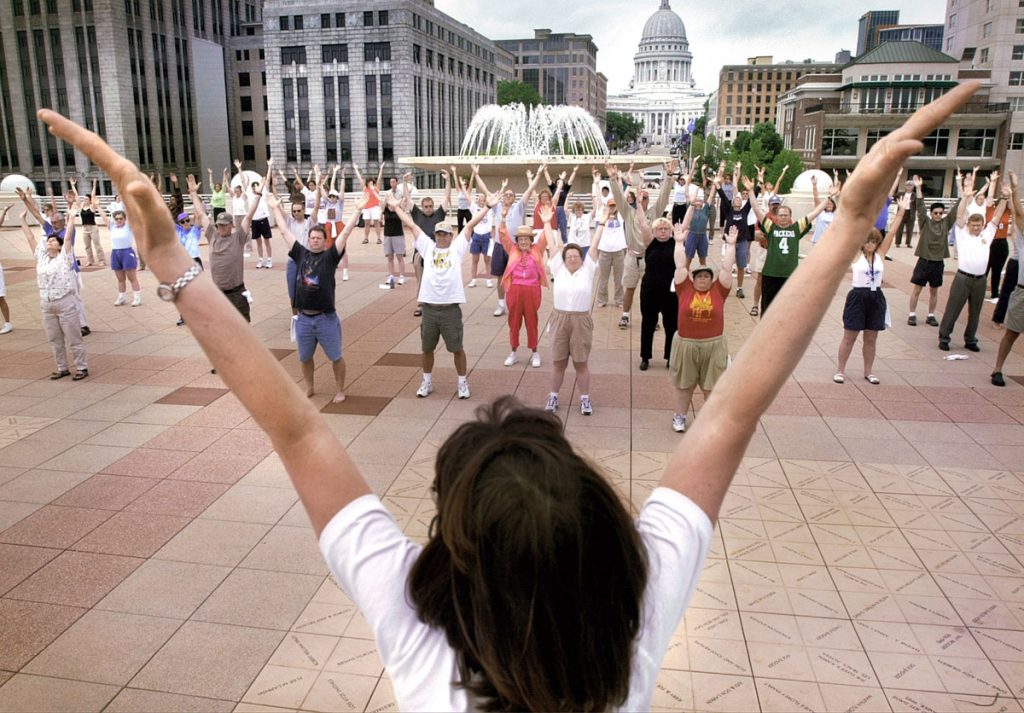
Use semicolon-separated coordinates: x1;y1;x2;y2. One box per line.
0;174;34;193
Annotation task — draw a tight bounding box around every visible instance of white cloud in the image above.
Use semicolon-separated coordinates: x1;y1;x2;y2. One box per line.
436;0;947;92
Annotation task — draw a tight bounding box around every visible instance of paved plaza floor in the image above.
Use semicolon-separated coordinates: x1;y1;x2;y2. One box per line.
0;224;1023;712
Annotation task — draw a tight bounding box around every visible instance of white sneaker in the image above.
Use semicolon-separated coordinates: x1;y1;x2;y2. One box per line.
256;258;264;269
530;352;541;368
0;323;11;335
986;297;999;304
131;295;142;307
397;275;405;285
672;413;687;433
114;294;126;306
265;258;273;269
379;276;395;289
486;279;494;288
580;396;593;416
244;251;252;258
544;394;559;412
493;303;507;317
416;379;433;398
342;269;349;281
504;352;518;367
468;279;478;288
457;381;470;399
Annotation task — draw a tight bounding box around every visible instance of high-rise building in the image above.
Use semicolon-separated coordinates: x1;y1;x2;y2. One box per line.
0;0;264;194
944;0;1024;177
857;10;901;56
877;24;944;52
495;29;607;128
607;0;707;147
714;56;840;141
263;1;503;189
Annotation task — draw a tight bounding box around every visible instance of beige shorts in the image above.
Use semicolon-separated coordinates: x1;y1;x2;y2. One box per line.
623;253;645;289
1006;286;1024;333
362;206;382;222
668;333;728;391
550;309;593;362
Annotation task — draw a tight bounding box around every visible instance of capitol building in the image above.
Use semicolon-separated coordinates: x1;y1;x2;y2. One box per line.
608;0;708;147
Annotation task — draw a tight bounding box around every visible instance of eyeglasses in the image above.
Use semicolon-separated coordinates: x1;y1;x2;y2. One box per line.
178;219;191;225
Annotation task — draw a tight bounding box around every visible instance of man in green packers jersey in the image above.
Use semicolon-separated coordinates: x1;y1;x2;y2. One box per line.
743;176;830;315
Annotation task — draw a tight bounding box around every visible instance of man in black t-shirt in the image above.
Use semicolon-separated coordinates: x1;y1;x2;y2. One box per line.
269;193;362;403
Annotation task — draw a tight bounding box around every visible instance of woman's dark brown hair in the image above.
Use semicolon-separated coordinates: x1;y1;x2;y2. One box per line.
408;397;648;711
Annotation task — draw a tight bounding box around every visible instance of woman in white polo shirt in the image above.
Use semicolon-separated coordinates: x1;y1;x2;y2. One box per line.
541;204;608;415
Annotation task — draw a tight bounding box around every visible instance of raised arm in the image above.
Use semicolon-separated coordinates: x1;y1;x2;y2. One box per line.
311;166;322;217
1010;171;1024;233
607;164;633;219
241;158;271;234
986;170;1000;207
587;206;608;261
375;161;385;188
472;164;491;196
658;81;982;523
741;176;767;225
39;108;373;537
804;196;832;224
335;193;369;252
672;220;689;285
460;183;502;241
440;170;452;212
811;175;821;206
383;191;420;235
989;193;1009;229
400;171;416;212
20;209;37;253
522;163;546;207
650;159;677;219
186;174;210;231
956;173;974;229
877;194;909;258
267;194;296;248
718;226;738;290
15;187;46;226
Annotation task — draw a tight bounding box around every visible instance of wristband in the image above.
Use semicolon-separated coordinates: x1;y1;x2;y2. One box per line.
157;263;203;302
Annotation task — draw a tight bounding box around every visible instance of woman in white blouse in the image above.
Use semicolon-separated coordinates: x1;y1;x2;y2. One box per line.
42;83;977;713
19;208;88;380
541;203;607;415
834;195;908;385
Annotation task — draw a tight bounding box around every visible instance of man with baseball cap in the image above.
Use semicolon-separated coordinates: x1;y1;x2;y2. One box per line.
385;187;500;399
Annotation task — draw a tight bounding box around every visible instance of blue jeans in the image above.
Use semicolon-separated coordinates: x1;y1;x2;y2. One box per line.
556;206;568;242
295;311;342;362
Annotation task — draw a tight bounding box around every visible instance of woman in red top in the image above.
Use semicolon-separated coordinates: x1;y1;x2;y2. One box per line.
668;224;738;433
531;171;566;233
500;222;549;368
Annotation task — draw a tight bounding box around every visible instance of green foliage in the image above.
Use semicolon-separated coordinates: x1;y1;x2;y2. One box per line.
605;112;644;150
751;122;784;157
769;150;806;194
496;80;542;108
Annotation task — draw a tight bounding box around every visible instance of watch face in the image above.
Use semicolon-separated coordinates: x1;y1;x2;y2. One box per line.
157;284;176;302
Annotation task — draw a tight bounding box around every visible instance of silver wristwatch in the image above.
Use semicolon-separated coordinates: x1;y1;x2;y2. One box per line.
157;263;203;302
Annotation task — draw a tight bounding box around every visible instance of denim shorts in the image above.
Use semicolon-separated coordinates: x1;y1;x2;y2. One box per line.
685;232;708;260
295;311;342;362
470;232;490;255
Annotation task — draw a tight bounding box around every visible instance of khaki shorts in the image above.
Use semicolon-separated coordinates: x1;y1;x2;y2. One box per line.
383;234;406;256
421;303;464;353
623;253;645;289
550;309;593;362
668;332;729;391
1006;286;1024;333
750;239;767;273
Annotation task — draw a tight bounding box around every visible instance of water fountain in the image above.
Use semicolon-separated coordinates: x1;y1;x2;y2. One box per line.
400;103;659;191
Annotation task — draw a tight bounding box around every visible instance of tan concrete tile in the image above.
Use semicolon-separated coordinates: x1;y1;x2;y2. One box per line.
104;689;234;712
154;518;271;566
0;674;118;712
129;621;284;700
6;550;142;607
24;609;179;685
0;468;92;504
199;485;298;524
96;558;231;619
192;568;322;630
239;525;326;575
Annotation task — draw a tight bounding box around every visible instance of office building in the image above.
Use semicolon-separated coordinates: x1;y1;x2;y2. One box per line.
857;10;901;56
0;0;264;194
495;29;607;128
714;56;840;142
878;23;944;52
776;41;1007;196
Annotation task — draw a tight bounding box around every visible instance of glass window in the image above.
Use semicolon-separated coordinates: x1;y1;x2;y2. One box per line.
243;144;255;160
322;44;347;63
1011;132;1024;150
865;129;892;151
378;10;388;25
278;16;288;31
364;42;390;62
821;127;858;156
957;128;997;157
921;129;950;157
240;96;252;111
238;71;250;86
280;46;306;65
1011;71;1024;86
321;13;330;28
1013;45;1024;60
293;15;303;30
363;11;373;26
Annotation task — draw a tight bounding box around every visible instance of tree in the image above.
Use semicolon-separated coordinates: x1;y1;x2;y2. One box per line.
496;80;542;108
751;122;784;158
605;111;644;150
769;150;806;194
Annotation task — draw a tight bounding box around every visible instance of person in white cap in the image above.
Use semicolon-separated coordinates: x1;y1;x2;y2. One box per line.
385;187;501;399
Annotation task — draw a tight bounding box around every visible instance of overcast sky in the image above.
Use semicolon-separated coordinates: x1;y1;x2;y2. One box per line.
436;0;947;92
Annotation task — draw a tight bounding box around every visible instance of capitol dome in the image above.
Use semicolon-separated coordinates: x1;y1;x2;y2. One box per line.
641;1;687;43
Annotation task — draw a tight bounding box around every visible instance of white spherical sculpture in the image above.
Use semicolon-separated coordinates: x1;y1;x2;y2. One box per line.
791;169;832;193
0;174;35;193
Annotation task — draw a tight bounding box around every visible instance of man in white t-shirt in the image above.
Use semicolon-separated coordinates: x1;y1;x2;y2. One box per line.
939;177;1007;352
387;190;498;399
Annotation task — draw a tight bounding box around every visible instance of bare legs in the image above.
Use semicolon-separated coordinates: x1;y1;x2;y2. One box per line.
114;269;140;294
422;349;468;378
909;285;938;315
0;296;10;323
675;385;709;417
301;358;347;403
836;329;878;378
550;358;590;393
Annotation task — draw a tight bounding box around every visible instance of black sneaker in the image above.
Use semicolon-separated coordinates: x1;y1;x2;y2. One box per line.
991;371;1006;387
938;342;950;351
965;343;980;352
736;288;745;299
176;318;186;326
907;315;917;327
80;326;91;336
639;359;649;371
926;315;939;327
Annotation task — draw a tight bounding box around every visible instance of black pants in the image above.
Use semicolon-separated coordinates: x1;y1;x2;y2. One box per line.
760;274;788;316
895;212;915;247
639;286;678;360
671;203;687;225
994;258;1018;324
457;208;473;234
223;283;251;323
987;238;1009;298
